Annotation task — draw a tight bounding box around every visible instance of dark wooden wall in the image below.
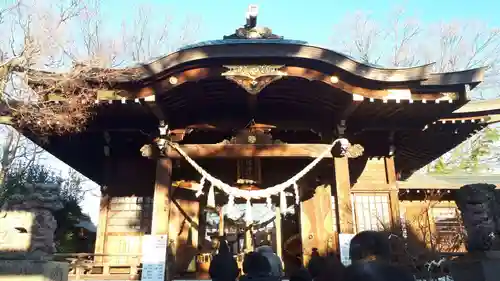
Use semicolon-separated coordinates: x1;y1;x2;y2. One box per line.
95;157;156;264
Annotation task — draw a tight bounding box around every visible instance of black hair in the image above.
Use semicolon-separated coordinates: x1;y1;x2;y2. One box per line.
242;251;271;275
349;231;390;262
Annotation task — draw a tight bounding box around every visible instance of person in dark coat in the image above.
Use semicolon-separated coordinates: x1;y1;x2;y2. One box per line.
289;267;312;281
319;253;346;281
306;248;325;279
256;245;283;278
240;251;277;281
344;260;414;281
307;248;346;281
209;239;239;281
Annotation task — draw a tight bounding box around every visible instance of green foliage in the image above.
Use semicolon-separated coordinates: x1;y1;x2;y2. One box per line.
1;163;90;253
0;163;62;205
428;127;500;174
53;194;84;252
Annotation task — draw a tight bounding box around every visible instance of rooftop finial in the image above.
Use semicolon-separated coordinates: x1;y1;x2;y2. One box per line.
245;5;258;29
223;5;282;40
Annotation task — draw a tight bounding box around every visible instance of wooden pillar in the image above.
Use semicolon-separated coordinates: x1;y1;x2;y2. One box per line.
94;158;112;264
94;194;109;263
334;156;354;234
275;207;283;267
385;156;401;229
152;158;172;235
219;208;225;237
245;222;253;252
300;184;335;266
151;158;172;281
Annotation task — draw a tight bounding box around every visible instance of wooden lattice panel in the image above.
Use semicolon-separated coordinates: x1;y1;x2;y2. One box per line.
106;196;153;234
353;194;391;232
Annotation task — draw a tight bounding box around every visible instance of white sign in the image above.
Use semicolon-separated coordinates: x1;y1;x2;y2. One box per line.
339;233;355;266
141;235;168;281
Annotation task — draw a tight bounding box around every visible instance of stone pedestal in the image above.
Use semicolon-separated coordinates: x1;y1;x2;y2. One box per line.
450;252;500;281
0;260;68;281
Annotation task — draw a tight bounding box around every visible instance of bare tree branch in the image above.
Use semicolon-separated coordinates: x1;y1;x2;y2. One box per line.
332;9;500;98
0;0;202;134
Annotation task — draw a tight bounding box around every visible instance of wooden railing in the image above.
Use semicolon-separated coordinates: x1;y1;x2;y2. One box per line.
54;252;247;280
54;253;142;280
54;252;465;281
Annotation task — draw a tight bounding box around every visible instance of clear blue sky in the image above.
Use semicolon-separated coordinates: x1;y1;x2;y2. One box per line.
99;0;499;46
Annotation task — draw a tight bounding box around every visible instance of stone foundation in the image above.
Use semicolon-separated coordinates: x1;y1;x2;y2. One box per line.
0;260;68;281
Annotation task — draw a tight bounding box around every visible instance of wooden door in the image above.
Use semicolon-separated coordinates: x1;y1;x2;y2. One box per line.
299;184;336;266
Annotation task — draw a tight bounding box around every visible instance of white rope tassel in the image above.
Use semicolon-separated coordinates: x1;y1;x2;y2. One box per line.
280;191;287;214
245;199;253;223
266;196;272;210
195;176;206;197
293;183;300;204
207;184;216;208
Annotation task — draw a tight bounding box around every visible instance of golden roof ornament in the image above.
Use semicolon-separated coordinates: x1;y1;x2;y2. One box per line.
222;65;287;95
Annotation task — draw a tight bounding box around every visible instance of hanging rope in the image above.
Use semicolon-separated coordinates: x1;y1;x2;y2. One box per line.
167;138;345;200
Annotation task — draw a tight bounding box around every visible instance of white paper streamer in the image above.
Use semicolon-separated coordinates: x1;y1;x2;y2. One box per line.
195;176;206;197
280;191;287;214
207;184;215;208
293;183;300;204
266;196;272;210
227;195;235;213
245;199;253;223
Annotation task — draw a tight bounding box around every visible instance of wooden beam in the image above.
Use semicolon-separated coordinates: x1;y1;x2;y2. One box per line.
340;98;363;120
136;91;169;122
165;144;333;158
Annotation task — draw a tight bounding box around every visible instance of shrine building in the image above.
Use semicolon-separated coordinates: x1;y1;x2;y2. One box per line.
11;6;500;280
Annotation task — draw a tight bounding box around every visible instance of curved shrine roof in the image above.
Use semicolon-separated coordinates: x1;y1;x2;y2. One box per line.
27;37;484;87
13;24;500;184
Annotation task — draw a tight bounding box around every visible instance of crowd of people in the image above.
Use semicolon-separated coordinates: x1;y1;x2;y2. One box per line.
208;231;414;281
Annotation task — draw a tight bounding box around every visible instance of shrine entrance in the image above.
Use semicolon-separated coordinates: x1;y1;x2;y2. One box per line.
201;189;304;275
163;127;350;277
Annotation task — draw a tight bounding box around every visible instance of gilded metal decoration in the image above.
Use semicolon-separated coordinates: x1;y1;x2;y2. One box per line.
439;92;459;100
140;143;160;159
346;144;365;158
248;135;257;144
331;140;365;158
222;65;287;95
